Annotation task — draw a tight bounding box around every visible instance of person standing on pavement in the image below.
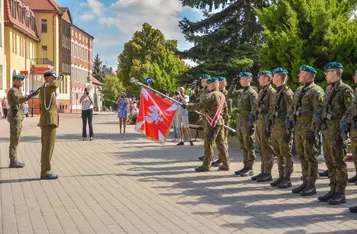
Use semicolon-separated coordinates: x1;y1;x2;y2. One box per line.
117;94;129;134
38;71;60;180
290;65;324;196
252;71;276;182
186;77;230;172
2;97;9;119
267;68;295;189
79;88;94;141
176;87;194;146
190;74;211;161
228;72;258;177
7;74;39;168
317;62;353;205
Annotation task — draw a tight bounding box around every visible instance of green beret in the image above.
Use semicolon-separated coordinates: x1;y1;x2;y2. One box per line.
300;65;317;74
239;72;253;77
354;70;357;76
199;74;211;80
13;74;25;80
324;62;343;71
273;67;288;75
206;77;219;84
258;70;272;76
43;71;58;78
217;76;226;81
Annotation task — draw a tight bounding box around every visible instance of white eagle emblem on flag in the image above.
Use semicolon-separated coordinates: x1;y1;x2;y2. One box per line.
145;106;164;124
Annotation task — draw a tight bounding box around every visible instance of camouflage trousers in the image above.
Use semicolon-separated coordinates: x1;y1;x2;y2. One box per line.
322;120;347;193
218;118;230;161
271;121;293;178
295;120;318;185
202;124;230;169
255;117;274;174
236;114;255;168
350;128;357;172
9;118;23;162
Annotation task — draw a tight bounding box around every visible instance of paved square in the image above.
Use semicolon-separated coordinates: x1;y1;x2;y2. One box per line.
1;113;357;234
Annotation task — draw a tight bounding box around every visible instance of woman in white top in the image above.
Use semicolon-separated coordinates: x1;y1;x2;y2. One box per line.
79;88;94;140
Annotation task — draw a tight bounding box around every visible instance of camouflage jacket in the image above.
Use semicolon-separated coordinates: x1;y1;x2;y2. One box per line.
220;88;232;122
269;85;294;126
257;84;276;120
342;88;357;122
228;85;258;116
321;80;353;122
7;86;29;120
291;82;324;132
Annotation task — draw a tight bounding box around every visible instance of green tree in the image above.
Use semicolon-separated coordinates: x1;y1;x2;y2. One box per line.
179;0;271;79
257;0;357;90
102;75;126;108
117;23;188;94
93;53;104;82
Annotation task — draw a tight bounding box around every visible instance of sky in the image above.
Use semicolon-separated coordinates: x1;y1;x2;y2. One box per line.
56;0;204;69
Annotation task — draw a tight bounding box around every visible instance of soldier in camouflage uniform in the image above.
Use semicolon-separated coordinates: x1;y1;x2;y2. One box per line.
317;62;353;205
252;71;276;182
267;68;295;188
190;74;211;161
186;77;229;172
7;74;39;168
290;65;324;196
211;76;232;167
228;72;258;177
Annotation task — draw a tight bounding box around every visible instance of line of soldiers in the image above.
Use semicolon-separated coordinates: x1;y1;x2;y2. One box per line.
6;71;60;180
186;62;357;213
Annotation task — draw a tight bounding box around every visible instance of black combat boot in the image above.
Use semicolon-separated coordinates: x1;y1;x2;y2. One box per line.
300;184;316;196
277;177;292;188
318;191;335;202
292;181;307;194
270;173;283;187
240;168;253;177
348;175;357;183
195;166;209;172
257;174;273;182
318;170;328;177
234;167;246;175
211;159;222;167
198;156;205;161
251;172;264;181
327;192;346;205
349;206;357;213
9;160;25;168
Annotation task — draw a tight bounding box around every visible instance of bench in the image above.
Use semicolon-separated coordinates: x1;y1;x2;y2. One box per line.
189;124;203;141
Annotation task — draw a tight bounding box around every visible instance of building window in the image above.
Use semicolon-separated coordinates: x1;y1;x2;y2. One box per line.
41;19;47;33
26;12;30;27
11;0;16;19
41;45;48;59
31;16;36;31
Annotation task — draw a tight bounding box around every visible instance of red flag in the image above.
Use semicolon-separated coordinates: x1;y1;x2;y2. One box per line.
135;88;178;143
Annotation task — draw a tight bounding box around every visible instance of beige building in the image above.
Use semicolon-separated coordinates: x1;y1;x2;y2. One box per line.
0;0;6;99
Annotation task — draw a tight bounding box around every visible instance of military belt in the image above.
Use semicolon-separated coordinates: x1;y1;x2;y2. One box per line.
237;110;250;115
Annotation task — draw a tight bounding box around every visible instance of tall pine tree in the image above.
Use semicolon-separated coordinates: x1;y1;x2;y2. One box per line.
93;53;104;82
179;0;271;79
257;0;357;89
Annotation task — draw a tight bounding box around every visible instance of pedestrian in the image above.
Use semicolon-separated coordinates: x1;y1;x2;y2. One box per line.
228;72;258;177
117;94;129;134
267;68;295;188
186;77;230;172
317;62;353;205
7;74;38;168
0;99;3;119
38;71;59;180
175;87;194;146
291;65;324;196
79;88;94;141
190;74;211;161
252;71;276;182
2;97;9;119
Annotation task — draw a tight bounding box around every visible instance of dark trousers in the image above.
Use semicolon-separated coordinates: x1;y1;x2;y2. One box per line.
82;109;94;137
3;109;8;119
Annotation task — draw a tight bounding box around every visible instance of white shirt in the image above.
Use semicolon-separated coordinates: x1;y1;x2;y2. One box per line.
81;95;93;110
177;94;189;116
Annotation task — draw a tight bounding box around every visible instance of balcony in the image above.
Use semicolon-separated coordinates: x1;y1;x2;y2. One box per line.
32;58;54;66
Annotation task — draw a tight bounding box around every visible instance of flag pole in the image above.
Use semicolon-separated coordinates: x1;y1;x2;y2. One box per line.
130;78;182;105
